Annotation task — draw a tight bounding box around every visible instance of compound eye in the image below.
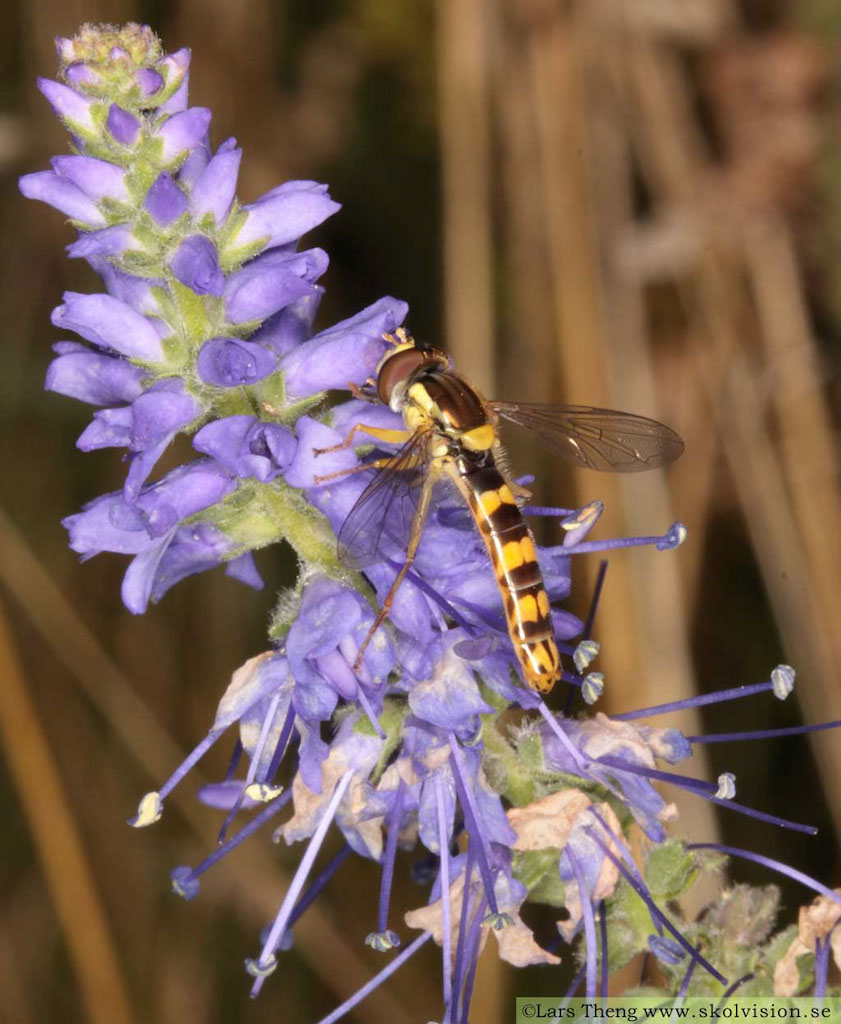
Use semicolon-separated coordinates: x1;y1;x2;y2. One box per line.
376;348;427;404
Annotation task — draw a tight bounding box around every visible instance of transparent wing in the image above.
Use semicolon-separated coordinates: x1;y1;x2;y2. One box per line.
492;402;684;472
337;432;434;570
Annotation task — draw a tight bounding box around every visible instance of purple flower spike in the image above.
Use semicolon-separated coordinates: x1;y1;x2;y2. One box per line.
18;171;107;226
52;292;165;362
144;172;188;226
170;235;224;295
281;296;408;398
236;180;341;251
106;104;140;146
37;77;96;132
51;155;130;203
196;336;277;387
223;249;329;325
189;139;241;224
155;107;212;165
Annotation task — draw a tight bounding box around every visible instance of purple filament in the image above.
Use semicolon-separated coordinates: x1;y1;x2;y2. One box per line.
378;781;406;934
435;774;453;1008
815;935;832;998
223;737;243;780
287;844;352;933
688;844;841;907
448;845;476;1024
587;807;663;936
613;682;776;722
250;769;354;998
265;702;297;783
598;899;609;999
587;827;727;986
457;896;487;1024
595;755;717;794
676;959;697;1000
448;739;500;917
566;847;598;997
315;931;434;1024
218;691;282;842
191;788;293;880
688;720;841;744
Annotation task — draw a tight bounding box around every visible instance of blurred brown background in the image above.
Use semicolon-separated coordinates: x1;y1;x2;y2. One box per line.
2;1;841;1021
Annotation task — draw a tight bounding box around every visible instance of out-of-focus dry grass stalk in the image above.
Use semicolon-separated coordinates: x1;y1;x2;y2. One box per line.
509;4;719;860
618;21;841;829
0;596;134;1024
0;508;417;1024
437;0;496;394
437;2;506;1019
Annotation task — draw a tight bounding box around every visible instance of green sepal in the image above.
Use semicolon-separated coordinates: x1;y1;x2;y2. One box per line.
367;699;410;784
601;876;653;973
513;849;566;908
169;279;214;345
644;838;698;901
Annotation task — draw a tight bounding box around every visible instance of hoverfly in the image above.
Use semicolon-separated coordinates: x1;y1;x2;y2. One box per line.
313;329;683;694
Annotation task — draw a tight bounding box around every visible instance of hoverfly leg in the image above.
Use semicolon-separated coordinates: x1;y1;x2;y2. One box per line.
313;455;401;486
313;422;413;458
352;474;434;675
348;380;378;403
510;480;532;503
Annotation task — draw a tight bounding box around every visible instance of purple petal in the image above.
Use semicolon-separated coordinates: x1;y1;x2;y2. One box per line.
37;77;95;131
236;180;340;250
135;67;164;97
52;292;165;362
282;296;408;398
196;337;277;388
250;291;323;357
177;143;211;189
190;141;241;223
156;107;212;165
408;646;493;731
193;415;297;481
283;416;358;489
106;104;140;146
67;224;143;260
64;493;153;557
121;533;174;613
134;459;235;539
84;257;163;316
225;552;263;589
64;63;103;88
45;350;145;406
223;248;328;325
169;235;224;296
145;523;243;609
287;578;363;662
144;172;188;226
52;155;129;203
19;171;106;226
156;49;191;114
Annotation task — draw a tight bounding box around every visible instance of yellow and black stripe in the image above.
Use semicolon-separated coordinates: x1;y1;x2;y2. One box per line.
454;458;561;694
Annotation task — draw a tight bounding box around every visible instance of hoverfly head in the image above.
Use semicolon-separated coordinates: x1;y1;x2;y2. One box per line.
376;330;448;409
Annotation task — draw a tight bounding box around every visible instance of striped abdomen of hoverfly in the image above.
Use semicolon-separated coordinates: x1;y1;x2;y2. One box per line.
400;365;561;694
452;455;561;694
